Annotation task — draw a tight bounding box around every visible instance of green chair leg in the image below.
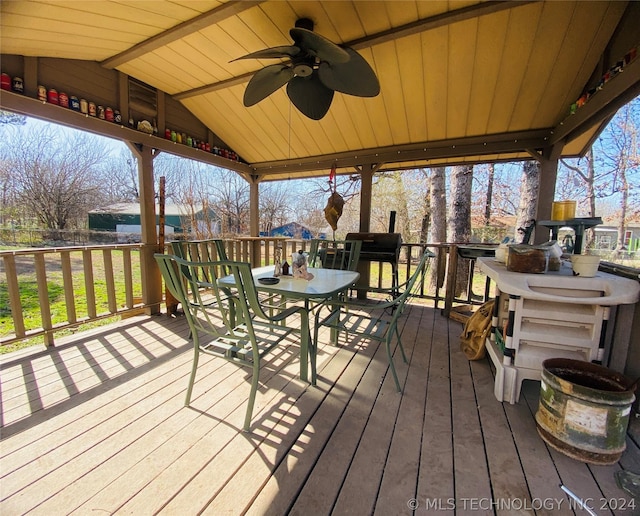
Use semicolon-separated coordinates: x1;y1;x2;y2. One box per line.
185;349;200;406
244;361;261;432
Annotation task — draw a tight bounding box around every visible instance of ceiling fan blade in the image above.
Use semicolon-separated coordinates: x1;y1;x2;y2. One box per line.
290;28;350;64
286;74;334;120
318;47;380;97
232;45;300;62
243;64;294;106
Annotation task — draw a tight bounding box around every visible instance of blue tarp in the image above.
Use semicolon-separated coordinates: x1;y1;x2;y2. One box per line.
264;222;315;240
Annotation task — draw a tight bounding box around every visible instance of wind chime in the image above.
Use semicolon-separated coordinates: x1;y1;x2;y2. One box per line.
323;163;344;237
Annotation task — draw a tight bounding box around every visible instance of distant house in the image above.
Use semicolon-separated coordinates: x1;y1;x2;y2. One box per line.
263;222;316;240
593;223;640;252
88;203;218;239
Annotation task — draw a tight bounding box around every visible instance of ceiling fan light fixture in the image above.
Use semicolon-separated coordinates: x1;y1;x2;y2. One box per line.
293;63;313;77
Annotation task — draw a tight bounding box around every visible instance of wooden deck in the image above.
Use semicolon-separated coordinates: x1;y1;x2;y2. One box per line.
1;302;638;515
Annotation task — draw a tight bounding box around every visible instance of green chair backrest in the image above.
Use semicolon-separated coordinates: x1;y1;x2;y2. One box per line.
308;239;362;271
155;253;237;333
155;253;284;339
156;253;308;431
171;239;228;261
391;249;434;313
171;239;230;282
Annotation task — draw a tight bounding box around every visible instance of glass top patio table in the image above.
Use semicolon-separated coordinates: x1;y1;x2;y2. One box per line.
218;265;360;382
218;265;358;298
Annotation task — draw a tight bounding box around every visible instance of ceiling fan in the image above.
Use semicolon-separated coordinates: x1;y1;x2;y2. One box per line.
233;18;380;120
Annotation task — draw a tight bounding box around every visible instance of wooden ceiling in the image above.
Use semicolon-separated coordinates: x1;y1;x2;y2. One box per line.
1;0;639;181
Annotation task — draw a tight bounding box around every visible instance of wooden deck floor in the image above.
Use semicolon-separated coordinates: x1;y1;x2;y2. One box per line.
1;303;638;515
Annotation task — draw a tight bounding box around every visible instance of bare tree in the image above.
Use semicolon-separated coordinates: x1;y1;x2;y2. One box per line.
377;171;410;233
596;101;640;255
560;148;597;248
484;163;495;225
470;163;507;242
0;110;26;126
449;165;473;242
212;169;250;234
430;167;447;243
400;170;430;244
94;148;140;203
260;182;293;235
154;155;227;238
515;161;539;243
482;163;521;220
0;154;19;227
418;168;431;243
286;178;336;237
1;123;109;230
448;165;473;294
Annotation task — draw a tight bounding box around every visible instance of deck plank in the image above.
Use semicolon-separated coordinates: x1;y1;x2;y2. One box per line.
287;306;409;515
501;383;574;516
471;358;534;515
373;304;433;515
86;341;314;514
1;303;638;516
238;328;386;515
329;307;420;516
164;342;349;514
449;320;493;516
416;309;456;515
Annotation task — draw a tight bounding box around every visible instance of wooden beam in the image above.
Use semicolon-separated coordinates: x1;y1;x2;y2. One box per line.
249;179;259;239
173;0;540;98
0;90;253;176
23;57;38;98
249;130;551;176
550;55;640;146
348;0;539;50
355;164;374;299
359;165;374;233
101;1;264;69
173;73;254;101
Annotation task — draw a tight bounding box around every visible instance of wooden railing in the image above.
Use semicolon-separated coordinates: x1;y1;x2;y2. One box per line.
0;238;422;347
1;243;146;346
0;238;483;348
4;238;637;360
2;237;639;398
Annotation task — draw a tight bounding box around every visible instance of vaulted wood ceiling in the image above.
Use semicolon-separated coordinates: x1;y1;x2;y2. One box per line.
1;0;639;181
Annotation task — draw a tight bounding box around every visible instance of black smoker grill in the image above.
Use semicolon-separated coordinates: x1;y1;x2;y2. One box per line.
346;232;402;292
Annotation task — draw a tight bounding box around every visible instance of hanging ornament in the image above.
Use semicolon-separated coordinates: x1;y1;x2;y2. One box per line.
324;163;344;231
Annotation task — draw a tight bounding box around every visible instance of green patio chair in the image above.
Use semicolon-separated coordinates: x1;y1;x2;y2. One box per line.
308;239;362;271
168;240;233;332
313;248;434;392
155;253;313;432
174;238;281;310
171;238;230;273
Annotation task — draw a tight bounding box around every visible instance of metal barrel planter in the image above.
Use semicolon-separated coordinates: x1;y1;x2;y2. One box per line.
535;358;637;465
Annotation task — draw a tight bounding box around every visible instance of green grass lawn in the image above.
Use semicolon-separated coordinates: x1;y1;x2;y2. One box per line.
0;249;142;354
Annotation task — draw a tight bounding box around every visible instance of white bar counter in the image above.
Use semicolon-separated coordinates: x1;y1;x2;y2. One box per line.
476;257;639;403
477;257;639;306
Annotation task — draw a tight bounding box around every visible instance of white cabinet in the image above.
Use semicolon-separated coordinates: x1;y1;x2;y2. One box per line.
478;258;639;404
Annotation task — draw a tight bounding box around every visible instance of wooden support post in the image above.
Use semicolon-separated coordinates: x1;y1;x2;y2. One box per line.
534;154;559;245
158;176;179;316
249;178;260;267
127;142;162;315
